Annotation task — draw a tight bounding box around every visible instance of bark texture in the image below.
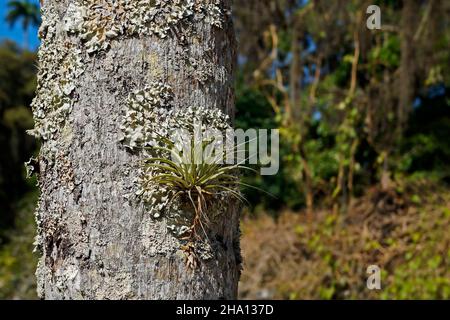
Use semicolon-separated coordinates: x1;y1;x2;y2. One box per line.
32;0;240;299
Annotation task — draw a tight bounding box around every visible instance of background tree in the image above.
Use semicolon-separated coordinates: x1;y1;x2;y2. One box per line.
0;40;37;299
5;1;40;50
234;0;450;212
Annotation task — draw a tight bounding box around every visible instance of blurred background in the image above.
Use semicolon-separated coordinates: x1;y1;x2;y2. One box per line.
0;0;449;299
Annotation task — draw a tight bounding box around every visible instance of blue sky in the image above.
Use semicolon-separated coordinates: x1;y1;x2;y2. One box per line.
0;0;40;50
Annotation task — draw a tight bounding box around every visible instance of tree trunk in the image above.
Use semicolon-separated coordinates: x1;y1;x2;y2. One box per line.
397;0;419;137
31;0;240;300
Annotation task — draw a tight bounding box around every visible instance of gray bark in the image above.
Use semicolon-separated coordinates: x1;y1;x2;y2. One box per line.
32;0;240;300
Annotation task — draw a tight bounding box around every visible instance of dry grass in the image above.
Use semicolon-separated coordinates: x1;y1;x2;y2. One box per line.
239;182;450;299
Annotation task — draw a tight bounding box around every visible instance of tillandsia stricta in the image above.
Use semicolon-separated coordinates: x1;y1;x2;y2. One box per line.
142;121;265;269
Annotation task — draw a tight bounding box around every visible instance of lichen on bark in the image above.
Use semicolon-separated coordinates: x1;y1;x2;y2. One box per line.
32;0;240;300
63;0;226;54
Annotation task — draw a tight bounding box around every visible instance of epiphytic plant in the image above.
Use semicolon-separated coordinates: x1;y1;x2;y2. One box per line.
120;85;266;268
143;121;264;268
146;138;247;227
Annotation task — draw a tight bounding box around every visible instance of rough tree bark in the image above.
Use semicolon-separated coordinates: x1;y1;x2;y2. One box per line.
31;0;240;299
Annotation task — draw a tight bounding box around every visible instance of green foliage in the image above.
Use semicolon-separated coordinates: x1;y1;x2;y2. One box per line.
380;204;450;299
3;105;34;129
240;183;450;300
0;41;36;108
399;92;450;177
369;34;401;69
145;137;249;209
6;1;40;29
0;191;38;299
143;128;263;269
235;87;295;210
5;0;40;50
0;40;38;299
143;129;260;244
0;41;37;237
234;0;450;213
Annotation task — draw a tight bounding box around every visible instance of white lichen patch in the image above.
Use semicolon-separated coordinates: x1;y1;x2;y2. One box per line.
63;3;87;34
29;7;86;156
120;82;174;150
64;0;225;54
